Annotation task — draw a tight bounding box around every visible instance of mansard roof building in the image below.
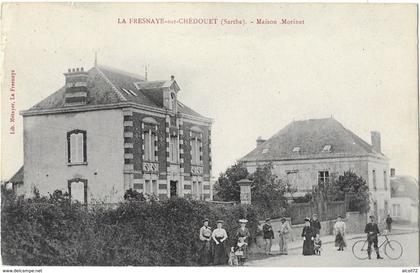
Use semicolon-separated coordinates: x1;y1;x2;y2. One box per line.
19;64;213;203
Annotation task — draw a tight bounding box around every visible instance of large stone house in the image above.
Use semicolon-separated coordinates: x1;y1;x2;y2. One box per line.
18;64;213;203
239;118;391;222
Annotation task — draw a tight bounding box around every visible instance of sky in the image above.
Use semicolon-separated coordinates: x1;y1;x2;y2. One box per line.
1;3;418;181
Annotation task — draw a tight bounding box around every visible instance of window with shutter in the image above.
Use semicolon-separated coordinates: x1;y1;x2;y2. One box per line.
67;130;87;164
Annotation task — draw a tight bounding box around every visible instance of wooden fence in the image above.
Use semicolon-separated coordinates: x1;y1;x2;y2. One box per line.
287;201;346;225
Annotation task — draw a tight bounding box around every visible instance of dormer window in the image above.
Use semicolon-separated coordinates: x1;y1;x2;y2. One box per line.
322;145;332;152
292;146;300;153
262;148;269;154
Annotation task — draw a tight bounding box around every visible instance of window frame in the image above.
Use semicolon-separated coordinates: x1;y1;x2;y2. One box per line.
317;171;330;185
143;129;157;162
68;178;88;204
67;129;87;164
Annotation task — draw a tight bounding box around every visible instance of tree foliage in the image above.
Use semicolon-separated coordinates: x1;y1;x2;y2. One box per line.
214;162;288;219
214;162;248;202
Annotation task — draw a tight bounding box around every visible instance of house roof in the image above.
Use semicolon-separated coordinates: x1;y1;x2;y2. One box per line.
240;117;386;162
8;166;24;184
24;65;207;120
391;175;418;202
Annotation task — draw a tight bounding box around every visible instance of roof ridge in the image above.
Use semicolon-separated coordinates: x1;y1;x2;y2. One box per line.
94;66;127;102
96;65;145;81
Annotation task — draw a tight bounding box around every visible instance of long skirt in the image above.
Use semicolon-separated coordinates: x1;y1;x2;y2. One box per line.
199;240;212;265
213;238;227;265
335;233;346;249
302;239;314;255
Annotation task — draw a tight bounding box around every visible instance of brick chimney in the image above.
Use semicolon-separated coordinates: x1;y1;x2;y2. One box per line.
256;136;266;147
371;131;381;153
64;67;89;105
390;168;395;177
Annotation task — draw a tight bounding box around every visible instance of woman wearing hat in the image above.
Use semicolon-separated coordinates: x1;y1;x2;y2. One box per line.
278;217;291;255
199;219;213;265
301;217;315;255
333;215;347;251
212;220;228;265
235;219;251;265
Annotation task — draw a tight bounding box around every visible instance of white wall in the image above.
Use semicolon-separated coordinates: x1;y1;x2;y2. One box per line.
22;109;124;203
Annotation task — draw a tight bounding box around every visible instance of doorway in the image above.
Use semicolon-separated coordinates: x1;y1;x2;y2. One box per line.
170;181;178;198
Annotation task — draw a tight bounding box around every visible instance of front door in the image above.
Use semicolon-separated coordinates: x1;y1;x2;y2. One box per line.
170;181;178;198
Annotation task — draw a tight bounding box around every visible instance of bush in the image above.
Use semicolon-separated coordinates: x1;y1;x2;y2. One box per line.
1;188;259;266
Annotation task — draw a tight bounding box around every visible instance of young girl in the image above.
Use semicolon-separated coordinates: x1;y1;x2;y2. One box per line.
234;236;248;266
314;234;322;256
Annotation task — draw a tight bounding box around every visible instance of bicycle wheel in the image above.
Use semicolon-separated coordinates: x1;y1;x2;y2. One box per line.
352;240;369;260
385;240;403;260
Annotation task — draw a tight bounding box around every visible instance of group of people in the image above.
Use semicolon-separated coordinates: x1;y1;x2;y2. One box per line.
200;213;392;265
262;217;292;255
199;218;251;266
262;213;347;256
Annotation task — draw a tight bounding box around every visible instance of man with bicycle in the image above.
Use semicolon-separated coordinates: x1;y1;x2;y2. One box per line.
364;215;383;260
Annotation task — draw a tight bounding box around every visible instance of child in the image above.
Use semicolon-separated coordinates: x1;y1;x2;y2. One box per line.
228;247;239;266
234;237;248;265
314;234;322;256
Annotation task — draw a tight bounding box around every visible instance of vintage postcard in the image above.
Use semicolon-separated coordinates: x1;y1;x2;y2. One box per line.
0;2;418;270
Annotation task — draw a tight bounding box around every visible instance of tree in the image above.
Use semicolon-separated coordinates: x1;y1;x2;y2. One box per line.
214;162;248;201
214;162;288;219
331;171;370;213
249;163;288;218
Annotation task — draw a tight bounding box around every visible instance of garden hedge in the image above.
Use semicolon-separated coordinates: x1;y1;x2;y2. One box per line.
1;189;259;266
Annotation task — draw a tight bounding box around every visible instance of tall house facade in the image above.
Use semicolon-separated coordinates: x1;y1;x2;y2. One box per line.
240;118;391;222
19;65;212;203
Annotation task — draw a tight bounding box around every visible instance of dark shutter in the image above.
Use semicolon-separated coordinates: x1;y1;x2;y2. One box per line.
67;132;71;163
83;131;87;163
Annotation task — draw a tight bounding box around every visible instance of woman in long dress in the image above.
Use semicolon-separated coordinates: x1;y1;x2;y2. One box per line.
301;217;315;255
278;217;291;255
235;219;251;265
212;220;228;265
333;215;347;251
199;219;212;265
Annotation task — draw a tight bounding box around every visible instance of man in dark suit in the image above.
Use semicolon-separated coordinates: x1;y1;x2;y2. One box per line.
262;218;275;255
364;215;383;259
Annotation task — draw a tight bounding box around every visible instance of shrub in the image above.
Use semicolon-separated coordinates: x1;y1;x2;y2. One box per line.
1;189;259;266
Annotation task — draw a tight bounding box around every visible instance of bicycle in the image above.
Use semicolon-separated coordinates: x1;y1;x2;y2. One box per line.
352;232;403;260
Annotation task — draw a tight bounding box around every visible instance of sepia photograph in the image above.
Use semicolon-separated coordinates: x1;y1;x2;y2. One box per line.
0;2;418;269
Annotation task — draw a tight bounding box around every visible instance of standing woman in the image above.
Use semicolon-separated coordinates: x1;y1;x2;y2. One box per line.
235;219;251;265
333;215;347;251
212;220;228;265
301;217;315;255
199;219;212;265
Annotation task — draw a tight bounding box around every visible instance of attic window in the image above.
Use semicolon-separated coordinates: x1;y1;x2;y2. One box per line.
121;88;137;96
292;147;300;153
322;145;332;152
262;148;269;154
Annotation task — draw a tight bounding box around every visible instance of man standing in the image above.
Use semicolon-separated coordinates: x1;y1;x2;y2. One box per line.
262;218;274;255
278;217;291;255
310;213;321;235
364;215;383;259
386;214;393;232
